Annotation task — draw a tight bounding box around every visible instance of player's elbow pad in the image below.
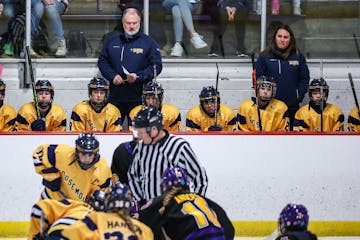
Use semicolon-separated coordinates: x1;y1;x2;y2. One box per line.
42;177;61;191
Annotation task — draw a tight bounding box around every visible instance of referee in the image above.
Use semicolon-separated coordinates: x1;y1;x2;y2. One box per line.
128;107;208;205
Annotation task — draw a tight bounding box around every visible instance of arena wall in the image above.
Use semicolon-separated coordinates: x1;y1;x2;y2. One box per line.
0;133;359;237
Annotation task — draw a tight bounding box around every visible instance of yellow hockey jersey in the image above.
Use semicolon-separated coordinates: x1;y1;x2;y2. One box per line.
237;98;289;131
28;198;93;240
186;103;237;131
33;144;112;201
70;100;122;132
60;211;154;240
294;103;344;131
347;105;360;132
129;103;182;131
0;103;17;131
17;102;66;131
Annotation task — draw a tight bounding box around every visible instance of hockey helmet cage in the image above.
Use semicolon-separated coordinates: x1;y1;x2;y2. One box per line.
142;81;164;107
88;77;110;108
256;76;277;101
75;133;100;170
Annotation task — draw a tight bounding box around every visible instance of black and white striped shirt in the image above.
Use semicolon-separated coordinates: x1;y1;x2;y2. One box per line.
128;131;208;201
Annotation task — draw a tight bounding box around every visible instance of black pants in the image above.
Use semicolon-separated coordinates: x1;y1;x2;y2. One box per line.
203;0;248;54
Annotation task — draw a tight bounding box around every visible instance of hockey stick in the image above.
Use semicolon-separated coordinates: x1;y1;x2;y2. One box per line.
353;34;360;58
320;85;324;132
250;52;256;91
39;210;46;240
250;52;262;131
319;60;324;131
25;46;41;120
103;120;108;132
348;72;360;117
153;64;158;100
219;35;225;58
214;63;220;126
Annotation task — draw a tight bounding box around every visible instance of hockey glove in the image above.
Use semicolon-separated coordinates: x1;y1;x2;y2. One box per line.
31;119;46;131
208;125;222;131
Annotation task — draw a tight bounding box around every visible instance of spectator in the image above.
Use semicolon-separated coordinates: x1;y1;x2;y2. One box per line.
98;7;162;129
129;81;182;131
293;78;344;132
255;24;310;130
162;0;208;57
17;79;66;131
70;77;122;132
32;133;112;201
129;107;208;205
0;79;16;131
347;105;360;132
0;0;25;56
276;203;318;240
140;167;234;240
271;0;302;15
30;0;68;57
237;76;289;131
186;86;237;131
204;0;249;57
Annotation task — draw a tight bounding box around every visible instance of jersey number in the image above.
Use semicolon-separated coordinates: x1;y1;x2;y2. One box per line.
181;197;221;228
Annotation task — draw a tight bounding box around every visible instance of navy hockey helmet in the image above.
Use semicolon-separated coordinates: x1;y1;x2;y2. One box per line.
142;81;164;108
309;78;329;105
35;80;54;108
87;189;106;211
132;106;163;131
161;167;189;193
106;183;132;212
88;77;110;108
256;76;277;102
278;203;309;233
199;86;220;117
35;80;54;99
75;133;100;170
199;86;220;103
0;80;5;107
0;79;5;95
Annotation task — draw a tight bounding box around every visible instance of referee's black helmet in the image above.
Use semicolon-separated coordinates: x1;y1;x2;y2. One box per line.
132;106;163;131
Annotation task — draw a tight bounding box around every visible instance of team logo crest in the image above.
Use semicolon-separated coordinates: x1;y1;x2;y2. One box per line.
131;48;144;54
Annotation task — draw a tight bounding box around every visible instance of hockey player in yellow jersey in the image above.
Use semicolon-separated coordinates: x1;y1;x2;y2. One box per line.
186;86;237;131
129;81;182;131
70;77;122;132
32;133;112;201
17;80;66;131
294;78;344;132
59;183;154;240
28;189;106;240
0;80;16;131
237;76;289;131
28;198;94;240
347;105;360;132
